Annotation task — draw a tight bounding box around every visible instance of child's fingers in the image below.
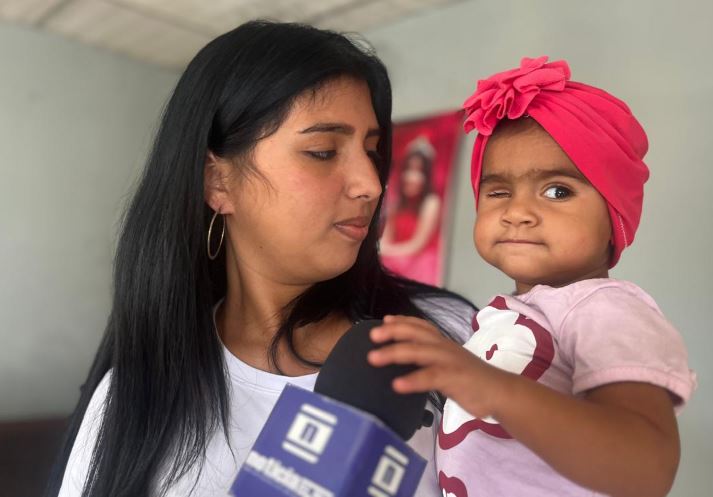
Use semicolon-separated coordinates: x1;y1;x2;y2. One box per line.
368;341;451;368
370;318;442;344
383;314;422;323
383;315;440;330
391;367;443;394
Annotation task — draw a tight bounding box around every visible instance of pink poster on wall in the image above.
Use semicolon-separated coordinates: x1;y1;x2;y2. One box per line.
379;110;463;286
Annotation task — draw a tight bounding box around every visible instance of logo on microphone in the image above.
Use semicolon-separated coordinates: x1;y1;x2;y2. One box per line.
368;445;408;497
282;403;337;464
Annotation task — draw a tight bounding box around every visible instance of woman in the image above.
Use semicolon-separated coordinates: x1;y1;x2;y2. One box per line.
48;21;474;497
380;136;443;284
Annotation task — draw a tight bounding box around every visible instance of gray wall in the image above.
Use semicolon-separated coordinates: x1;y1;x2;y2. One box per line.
0;23;178;419
365;1;712;495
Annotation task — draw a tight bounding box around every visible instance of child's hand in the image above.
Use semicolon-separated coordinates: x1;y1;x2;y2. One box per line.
367;315;511;420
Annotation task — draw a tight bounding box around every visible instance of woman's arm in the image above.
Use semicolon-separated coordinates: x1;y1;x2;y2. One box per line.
379;195;440;257
368;316;680;497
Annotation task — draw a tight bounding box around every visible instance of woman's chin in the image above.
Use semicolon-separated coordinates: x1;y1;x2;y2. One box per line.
298;256;359;284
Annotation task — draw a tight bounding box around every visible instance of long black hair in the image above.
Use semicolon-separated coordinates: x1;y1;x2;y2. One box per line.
47;20;474;497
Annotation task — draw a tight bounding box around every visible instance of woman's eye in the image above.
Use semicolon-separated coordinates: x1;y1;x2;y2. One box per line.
306;150;336;161
485;190;509;198
367;150;382;167
543;185;572;199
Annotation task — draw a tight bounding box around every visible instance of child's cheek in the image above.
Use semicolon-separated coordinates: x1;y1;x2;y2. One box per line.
473;216;491;259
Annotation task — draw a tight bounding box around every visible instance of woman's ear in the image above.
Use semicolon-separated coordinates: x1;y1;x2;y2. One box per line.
204;151;236;214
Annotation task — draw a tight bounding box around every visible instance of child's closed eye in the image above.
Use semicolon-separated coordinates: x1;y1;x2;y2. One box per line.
485;189;510;198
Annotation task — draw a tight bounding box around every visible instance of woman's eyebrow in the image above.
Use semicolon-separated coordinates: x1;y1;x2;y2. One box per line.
299;122;381;138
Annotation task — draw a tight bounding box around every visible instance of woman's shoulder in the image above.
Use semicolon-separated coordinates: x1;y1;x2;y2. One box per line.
58;371;112;497
419;194;441;215
422;193;441;206
80;371;112;424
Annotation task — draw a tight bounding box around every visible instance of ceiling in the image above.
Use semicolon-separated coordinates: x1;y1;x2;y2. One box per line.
0;0;461;69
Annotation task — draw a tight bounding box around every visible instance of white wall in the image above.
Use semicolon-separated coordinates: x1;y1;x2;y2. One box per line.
366;1;713;495
0;23;178;419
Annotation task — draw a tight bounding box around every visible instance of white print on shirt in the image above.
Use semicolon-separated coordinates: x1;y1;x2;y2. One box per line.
439;296;554;449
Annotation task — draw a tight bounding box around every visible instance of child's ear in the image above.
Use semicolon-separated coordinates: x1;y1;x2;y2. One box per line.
204;151;235;214
607;238;615;262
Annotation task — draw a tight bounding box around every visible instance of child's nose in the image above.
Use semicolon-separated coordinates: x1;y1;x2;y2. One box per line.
501;196;538;226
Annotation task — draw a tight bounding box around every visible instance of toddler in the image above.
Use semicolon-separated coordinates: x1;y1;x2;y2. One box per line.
369;57;696;497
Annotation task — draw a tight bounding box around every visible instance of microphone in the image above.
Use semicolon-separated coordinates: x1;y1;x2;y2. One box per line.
231;320;429;497
314;319;428;440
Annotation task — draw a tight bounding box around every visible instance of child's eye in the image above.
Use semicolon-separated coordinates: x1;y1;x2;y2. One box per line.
306;150;336;161
543;185;572;200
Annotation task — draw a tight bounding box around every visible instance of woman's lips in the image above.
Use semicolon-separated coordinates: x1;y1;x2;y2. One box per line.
334;217;370;241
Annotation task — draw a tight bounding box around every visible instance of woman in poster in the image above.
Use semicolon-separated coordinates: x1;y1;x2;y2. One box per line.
380;136;443;284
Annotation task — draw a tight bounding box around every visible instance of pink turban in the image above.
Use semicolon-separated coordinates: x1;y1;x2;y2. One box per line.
464;56;649;267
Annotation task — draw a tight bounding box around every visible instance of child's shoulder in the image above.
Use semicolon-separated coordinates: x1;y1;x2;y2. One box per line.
518;278;660;312
496;278;665;334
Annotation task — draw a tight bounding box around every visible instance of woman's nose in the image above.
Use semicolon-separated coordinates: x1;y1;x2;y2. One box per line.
346;151;383;201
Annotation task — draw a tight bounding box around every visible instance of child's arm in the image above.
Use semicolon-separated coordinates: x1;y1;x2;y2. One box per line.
368;315;680;497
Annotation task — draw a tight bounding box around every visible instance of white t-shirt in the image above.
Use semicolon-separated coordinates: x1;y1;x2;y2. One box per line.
58;297;474;497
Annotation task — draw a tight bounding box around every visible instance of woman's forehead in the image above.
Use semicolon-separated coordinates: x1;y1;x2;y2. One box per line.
284;78;377;129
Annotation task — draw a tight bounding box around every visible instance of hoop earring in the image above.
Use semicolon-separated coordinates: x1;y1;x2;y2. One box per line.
207;209;225;260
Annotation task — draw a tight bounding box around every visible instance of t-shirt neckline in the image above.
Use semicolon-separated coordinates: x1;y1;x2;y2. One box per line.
212;299;318;393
